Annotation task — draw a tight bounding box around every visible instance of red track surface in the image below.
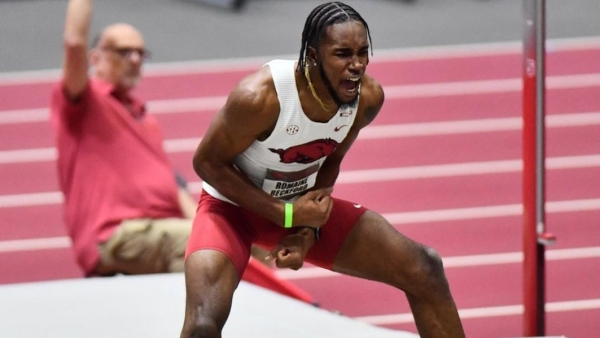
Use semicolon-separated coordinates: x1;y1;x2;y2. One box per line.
1;39;599;337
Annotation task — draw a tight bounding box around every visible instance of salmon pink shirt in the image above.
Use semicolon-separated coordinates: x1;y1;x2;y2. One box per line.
50;79;183;275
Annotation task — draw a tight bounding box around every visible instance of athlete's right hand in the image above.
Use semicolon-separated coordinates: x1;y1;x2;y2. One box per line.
290;187;334;228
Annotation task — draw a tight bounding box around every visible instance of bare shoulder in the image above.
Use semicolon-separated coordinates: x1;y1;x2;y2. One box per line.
225;65;280;121
356;74;385;127
214;65;282;140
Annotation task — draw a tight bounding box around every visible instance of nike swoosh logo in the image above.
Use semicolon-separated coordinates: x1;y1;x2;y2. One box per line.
334;125;348;132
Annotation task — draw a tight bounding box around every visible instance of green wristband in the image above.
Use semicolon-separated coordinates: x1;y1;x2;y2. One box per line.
284;203;293;228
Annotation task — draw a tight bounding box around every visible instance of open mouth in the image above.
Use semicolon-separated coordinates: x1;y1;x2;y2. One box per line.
341;77;360;95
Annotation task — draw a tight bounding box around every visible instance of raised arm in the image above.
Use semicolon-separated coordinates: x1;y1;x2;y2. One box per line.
62;0;93;100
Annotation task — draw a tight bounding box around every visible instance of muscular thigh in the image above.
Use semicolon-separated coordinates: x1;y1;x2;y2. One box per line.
301;198;367;270
332;210;429;286
187;193;372;276
185;192;255;277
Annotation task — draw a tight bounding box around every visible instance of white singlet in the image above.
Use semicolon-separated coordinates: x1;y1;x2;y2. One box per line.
203;59;360;202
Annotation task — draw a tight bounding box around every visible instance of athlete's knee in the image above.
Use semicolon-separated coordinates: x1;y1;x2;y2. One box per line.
181;316;221;338
403;245;449;295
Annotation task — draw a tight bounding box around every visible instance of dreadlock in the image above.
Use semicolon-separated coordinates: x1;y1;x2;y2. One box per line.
297;2;373;73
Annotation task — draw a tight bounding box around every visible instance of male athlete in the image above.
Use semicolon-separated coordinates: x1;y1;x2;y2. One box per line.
181;2;465;337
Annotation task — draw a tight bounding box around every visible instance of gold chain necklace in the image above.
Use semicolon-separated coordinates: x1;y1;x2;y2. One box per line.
304;63;336;113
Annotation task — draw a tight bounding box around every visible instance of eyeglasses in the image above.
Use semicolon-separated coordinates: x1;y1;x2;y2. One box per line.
101;47;151;60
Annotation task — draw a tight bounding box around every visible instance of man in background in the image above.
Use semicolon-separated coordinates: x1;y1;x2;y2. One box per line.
50;0;197;277
49;1;304;298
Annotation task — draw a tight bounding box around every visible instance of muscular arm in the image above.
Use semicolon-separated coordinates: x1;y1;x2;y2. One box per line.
192;68;294;226
194;68;333;228
62;0;93;100
314;75;385;189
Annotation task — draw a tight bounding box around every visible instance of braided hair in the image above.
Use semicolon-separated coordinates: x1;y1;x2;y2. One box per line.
297;2;372;73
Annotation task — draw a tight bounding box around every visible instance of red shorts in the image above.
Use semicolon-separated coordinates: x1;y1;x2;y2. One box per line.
185;190;368;277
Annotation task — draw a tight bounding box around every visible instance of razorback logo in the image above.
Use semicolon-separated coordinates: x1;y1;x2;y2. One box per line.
269;138;339;164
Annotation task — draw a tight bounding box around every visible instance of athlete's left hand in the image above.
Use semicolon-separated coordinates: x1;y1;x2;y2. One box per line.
265;228;316;270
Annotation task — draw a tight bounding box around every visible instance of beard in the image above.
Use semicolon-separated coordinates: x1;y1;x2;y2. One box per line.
318;63;359;110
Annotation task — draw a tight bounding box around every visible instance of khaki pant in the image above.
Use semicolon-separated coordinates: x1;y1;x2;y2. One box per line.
96;218;191;275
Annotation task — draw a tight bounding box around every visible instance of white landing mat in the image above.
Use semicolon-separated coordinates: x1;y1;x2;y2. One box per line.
0;273;420;338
